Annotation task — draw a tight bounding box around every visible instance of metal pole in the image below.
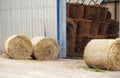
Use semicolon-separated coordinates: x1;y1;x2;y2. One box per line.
114;0;117;21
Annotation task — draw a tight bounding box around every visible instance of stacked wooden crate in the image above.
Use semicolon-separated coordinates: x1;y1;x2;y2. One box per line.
66;3;119;57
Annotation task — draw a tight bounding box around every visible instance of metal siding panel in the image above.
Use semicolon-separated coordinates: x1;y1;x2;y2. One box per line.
0;10;1;52
0;0;8;10
45;0;57;40
0;11;3;52
0;0;57;52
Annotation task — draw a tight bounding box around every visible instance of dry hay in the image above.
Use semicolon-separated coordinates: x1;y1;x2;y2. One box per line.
67;18;78;53
75;38;91;51
98;22;109;35
77;19;92;36
31;37;59;60
66;3;70;17
67;18;78;39
106;19;119;34
70;3;85;19
84;38;120;70
75;38;91;57
85;5;100;22
4;34;33;60
67;39;76;53
85;5;108;22
99;6;108;21
106;11;111;20
90;22;109;36
90;22;100;36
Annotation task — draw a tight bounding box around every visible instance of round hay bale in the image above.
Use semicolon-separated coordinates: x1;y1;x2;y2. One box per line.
31;37;59;60
4;34;33;60
84;38;120;70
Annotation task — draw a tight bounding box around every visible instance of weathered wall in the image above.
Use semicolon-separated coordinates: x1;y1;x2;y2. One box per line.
106;3;119;21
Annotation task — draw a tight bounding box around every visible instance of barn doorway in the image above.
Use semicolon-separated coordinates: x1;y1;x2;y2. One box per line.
66;0;119;58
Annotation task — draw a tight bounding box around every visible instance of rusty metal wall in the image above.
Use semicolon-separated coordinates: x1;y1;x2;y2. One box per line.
0;0;57;52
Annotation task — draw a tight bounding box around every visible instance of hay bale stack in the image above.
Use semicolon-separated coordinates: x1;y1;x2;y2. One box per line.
85;5;100;22
75;38;91;57
106;20;119;39
90;22;100;36
77;19;92;37
67;18;78;53
67;18;78;39
99;6;108;21
4;34;33;60
66;3;70;17
70;3;84;19
98;22;109;35
106;20;119;34
106;11;111;20
84;38;120;70
90;22;109;38
85;5;108;22
31;37;59;60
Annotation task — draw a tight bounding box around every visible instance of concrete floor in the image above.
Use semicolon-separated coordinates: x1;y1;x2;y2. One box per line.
0;55;120;78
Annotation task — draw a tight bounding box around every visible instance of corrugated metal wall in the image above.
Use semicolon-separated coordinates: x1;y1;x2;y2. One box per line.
0;0;57;52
